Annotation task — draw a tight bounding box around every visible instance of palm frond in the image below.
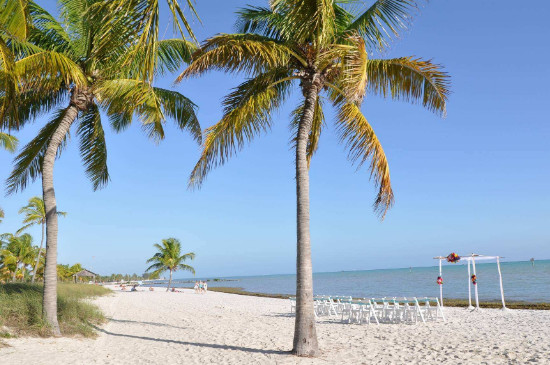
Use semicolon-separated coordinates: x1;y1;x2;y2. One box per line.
5;108;71;195
329;93;394;218
346;0;420;51
366;56;450;116
235;6;286;41
152;87;201;143
189;68;293;188
0;0;31;40
15;50;87;91
177;263;195;275
0;132;18;152
271;0;336;46
289;96;325;166
176;34;298;82
77;104;110;190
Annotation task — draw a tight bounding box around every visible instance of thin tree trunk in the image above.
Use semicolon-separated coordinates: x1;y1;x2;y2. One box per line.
31;223;45;284
167;269;173;292
12;262;18;282
292;75;321;357
43;88;91;336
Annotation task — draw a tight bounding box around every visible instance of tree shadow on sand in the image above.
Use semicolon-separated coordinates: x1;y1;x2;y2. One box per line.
91;324;290;356
106;318;187;330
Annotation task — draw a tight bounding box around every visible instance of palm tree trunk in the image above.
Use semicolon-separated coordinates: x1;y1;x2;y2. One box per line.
167;269;173;292
12;262;18;282
42;88;91;336
31;223;45;284
292;75;321;357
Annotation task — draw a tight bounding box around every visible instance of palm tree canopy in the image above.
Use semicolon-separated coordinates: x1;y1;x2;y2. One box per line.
179;0;450;218
16;196;66;234
1;0;202;194
146;237;196;275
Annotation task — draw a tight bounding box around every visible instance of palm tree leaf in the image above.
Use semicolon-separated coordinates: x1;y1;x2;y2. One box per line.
77;104;110;190
189;68;293;188
270;0;336;46
15;50;87;91
5;108;71;195
176;34;298;82
152;87;201;143
346;0;420;51
235;6;286;41
289;96;325;166
366;56;450;116
0;132;18;152
331;95;394;218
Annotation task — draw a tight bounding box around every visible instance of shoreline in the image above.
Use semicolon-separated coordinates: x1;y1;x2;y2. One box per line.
147;285;550;310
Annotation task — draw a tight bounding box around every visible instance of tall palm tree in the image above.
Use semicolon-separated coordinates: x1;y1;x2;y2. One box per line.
2;0;201;335
17;196;66;283
178;0;450;356
145;238;195;291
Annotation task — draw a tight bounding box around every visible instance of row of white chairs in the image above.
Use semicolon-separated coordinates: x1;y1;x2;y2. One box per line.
289;296;445;325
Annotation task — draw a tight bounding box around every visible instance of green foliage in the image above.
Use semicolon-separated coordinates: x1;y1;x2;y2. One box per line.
2;0;202;194
180;0;450;218
0;283;110;337
145;237;196;276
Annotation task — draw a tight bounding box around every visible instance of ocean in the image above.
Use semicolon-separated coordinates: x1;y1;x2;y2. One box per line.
164;259;550;303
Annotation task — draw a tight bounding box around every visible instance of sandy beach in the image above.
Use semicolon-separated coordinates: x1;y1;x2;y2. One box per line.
1;286;549;364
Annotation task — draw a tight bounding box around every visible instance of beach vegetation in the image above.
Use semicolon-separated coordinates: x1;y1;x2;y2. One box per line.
0;283;110;338
17;197;66;283
145;238;196;291
0;0;201;335
178;0;449;356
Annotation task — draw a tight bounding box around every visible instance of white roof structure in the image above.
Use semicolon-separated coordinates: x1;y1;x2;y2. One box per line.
434;254;507;311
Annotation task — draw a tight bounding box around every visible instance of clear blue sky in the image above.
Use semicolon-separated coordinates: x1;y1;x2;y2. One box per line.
1;0;549;278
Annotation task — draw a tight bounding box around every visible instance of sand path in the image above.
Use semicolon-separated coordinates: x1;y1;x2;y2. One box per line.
1;287;549;364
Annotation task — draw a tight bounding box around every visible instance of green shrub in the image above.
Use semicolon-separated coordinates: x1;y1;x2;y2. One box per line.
0;283;111;338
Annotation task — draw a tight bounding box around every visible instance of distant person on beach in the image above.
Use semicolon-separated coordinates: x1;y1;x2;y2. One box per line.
149;287;154;291
203;282;208;293
131;285;137;292
194;281;199;293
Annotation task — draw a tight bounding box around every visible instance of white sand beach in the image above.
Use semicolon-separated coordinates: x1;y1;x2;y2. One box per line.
2;286;549;364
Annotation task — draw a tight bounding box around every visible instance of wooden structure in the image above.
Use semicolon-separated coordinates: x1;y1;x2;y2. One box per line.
73;269;98;283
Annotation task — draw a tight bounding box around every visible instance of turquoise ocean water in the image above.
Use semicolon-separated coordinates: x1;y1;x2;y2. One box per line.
165;260;550;303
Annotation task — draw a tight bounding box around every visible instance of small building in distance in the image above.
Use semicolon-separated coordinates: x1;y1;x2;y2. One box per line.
73;269;99;283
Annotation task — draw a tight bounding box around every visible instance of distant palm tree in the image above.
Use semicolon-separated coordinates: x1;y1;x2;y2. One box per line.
2;0;201;335
146;238;195;291
17;197;66;283
0;207;4;224
178;0;449;356
3;233;35;282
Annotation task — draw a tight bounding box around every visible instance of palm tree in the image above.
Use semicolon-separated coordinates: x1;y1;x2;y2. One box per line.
178;0;449;356
2;0;201;335
2;233;35;282
17;196;66;283
145;238;195;291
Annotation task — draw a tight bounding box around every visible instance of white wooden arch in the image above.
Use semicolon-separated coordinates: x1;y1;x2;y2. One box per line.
433;254;507;311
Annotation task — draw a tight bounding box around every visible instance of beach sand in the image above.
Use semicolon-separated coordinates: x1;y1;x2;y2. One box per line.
1;286;549;364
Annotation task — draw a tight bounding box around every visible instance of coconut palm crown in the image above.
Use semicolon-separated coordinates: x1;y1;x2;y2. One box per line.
178;0;450;356
145;237;196;291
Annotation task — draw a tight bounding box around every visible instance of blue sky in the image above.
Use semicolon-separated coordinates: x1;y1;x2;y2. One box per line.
0;0;549;278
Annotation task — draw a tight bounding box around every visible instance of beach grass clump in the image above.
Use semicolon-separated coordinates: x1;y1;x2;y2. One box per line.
0;283;111;338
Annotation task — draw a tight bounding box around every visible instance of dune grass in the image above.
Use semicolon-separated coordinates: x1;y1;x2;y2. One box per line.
208;287;550;310
0;283;111;340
